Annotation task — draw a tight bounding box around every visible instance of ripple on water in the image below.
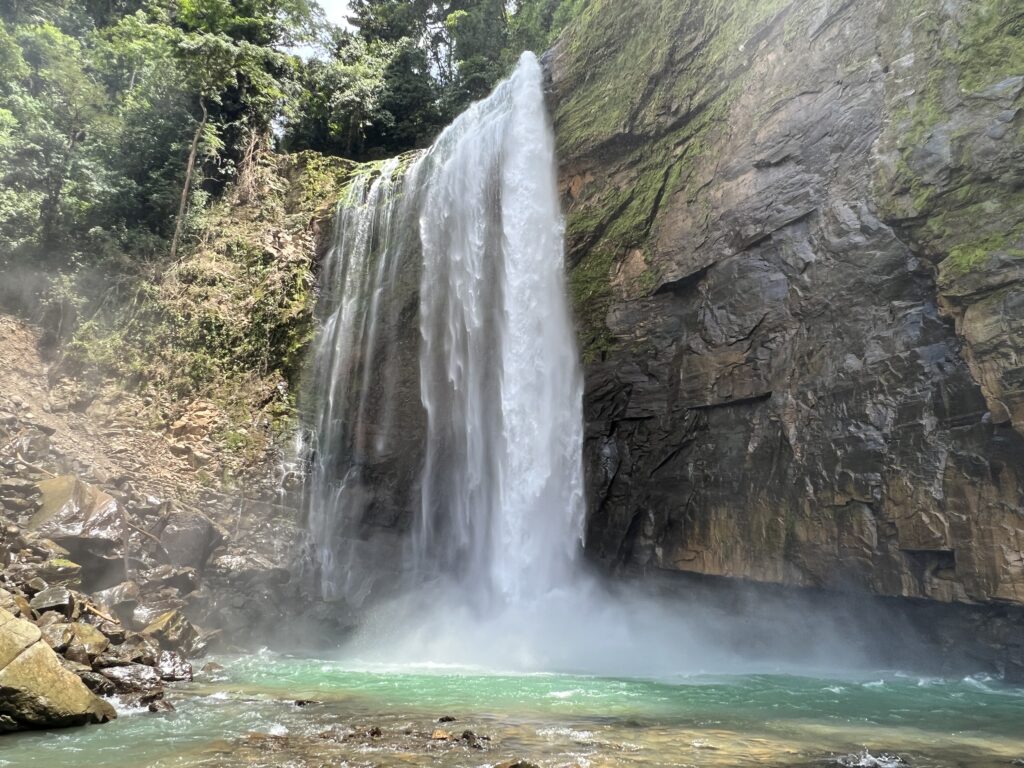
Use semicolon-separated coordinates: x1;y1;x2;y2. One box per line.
836;750;907;767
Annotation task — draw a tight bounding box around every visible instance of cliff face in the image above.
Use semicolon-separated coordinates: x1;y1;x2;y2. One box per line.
549;0;1024;605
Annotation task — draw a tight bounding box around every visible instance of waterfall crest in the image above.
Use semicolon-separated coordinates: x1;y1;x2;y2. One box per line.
307;52;585;608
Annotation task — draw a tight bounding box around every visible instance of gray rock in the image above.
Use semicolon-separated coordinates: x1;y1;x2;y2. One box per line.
156;650;193;682
540;0;1024;668
99;662;162;693
156;509;223;571
29;586;73;618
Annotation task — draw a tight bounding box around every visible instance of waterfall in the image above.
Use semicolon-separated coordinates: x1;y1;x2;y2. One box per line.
307;52;585;608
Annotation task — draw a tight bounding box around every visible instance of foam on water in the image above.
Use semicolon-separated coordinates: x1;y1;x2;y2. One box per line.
305;52;943;681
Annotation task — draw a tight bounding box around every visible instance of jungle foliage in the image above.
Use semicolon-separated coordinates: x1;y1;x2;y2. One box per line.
0;0;578;281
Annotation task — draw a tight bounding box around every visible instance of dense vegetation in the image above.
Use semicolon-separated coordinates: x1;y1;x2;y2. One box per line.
0;0;576;278
0;0;579;430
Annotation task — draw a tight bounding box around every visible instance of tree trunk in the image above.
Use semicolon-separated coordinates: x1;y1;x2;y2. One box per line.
170;96;208;262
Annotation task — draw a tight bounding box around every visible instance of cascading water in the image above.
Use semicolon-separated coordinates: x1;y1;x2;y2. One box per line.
308;51;911;679
306;52;584;609
304;54;765;676
416;53;585;604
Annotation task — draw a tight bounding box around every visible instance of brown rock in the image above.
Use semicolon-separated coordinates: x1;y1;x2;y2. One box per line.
142;609;197;653
67;622;110;661
40;623;74;653
0;608;116;731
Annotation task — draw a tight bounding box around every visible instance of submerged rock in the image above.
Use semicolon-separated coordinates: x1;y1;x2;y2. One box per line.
0;607;115;731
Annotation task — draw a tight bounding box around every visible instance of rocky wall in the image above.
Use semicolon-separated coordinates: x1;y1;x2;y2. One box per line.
547;0;1024;608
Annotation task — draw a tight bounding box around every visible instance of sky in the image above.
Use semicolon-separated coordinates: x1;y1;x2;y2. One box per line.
317;0;352;28
289;0;351;59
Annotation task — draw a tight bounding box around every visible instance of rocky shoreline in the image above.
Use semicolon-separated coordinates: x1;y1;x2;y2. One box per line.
0;393;311;731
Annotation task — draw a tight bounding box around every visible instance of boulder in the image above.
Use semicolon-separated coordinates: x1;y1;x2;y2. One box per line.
29;476;123;554
36;611;64;628
28;538;71;560
36;558;82;586
0;587;31;619
29;586;74;618
99;662;162;693
0;608;115;732
156;650;193;682
67;622;110;661
94;633;160;668
40;623;75;653
93;580;140;621
157;509;223;571
133;596;186;629
88;618;126;644
139;565;198;595
142;609;198;653
78;670;117;696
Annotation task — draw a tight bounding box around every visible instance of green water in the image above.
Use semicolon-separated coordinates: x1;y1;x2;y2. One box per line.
2;654;1023;767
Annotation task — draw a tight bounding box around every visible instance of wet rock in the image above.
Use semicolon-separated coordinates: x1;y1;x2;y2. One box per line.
142;609;198;653
0;478;37;496
29;476;122;554
437;714;457;723
29;586;73;618
78;670;117;696
156;509;223;571
28;538;71;560
461;729;485;749
140;565;198;596
99;662;162;693
200;661;224;674
92;619;126;645
496;761;540;768
35;558;82;585
93;580;140;622
155;650;192;682
430;729;451;740
66;622;110;661
94;633;160;668
132;594;186;629
0;607;116;731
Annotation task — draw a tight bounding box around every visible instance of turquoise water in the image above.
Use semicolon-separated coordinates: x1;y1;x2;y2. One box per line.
2;653;1023;767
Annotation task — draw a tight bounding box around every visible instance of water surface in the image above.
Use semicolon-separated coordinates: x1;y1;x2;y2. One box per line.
4;653;1023;767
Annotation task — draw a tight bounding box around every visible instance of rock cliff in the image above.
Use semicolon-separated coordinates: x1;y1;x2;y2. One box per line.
548;0;1024;612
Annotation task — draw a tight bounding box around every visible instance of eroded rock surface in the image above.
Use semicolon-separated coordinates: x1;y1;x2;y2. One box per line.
547;0;1024;610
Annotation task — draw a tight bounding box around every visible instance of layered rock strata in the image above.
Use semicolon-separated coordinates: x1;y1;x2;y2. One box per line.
547;0;1024;612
